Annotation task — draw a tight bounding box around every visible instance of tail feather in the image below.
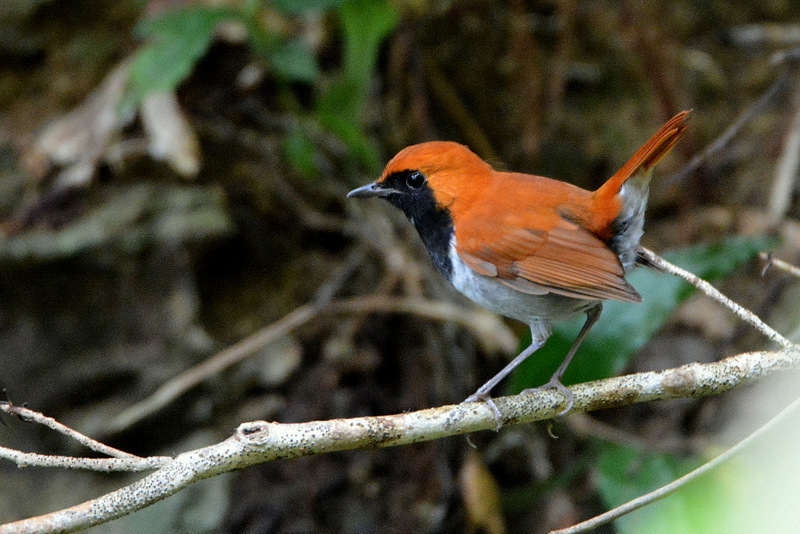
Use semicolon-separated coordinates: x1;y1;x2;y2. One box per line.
597;111;691;200
591;110;690;269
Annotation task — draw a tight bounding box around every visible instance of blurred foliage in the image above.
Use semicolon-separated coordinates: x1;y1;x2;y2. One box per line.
593;403;800;534
596;443;744;534
510;235;780;391
126;7;238;111
269;0;344;14
126;0;396;175
314;0;398;173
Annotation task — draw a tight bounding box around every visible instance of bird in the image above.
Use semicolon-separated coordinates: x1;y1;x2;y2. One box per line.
348;111;690;425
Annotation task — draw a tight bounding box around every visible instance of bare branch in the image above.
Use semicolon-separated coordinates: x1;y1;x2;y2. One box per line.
0;404;145;461
769;84;800;218
2;229;795;533
667;69;791;185
0;404;171;472
0;446;169;472
551;392;800;534
640;247;792;348
760;252;800;279
2;348;797;533
108;296;514;434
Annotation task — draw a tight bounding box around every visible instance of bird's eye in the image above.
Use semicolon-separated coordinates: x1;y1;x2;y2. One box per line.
406;171;425;190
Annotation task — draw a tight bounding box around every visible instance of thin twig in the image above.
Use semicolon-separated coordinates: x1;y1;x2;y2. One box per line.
640;247;793;348
108;296;515;434
667;70;791;185
3;349;797;533
107;303;321;434
769;83;800;218
760;252;800;279
551;393;800;534
0;445;170;472
0;403;143;460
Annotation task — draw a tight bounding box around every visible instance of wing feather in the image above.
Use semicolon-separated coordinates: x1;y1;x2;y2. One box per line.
456;217;641;302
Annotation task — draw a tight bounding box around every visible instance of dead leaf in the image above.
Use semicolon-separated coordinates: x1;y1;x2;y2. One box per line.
35;57;135;188
459;449;506;534
140;91;201;178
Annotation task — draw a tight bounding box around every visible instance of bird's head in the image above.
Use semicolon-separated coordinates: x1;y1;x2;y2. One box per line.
347;141;491;219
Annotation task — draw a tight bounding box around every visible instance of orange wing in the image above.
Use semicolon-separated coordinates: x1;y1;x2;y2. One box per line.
452;112;690;303
456;213;641;302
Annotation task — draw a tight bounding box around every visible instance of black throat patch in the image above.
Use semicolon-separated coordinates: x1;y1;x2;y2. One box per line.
381;170;455;278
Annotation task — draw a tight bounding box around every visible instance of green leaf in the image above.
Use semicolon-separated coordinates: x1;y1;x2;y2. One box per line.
271;38;319;82
283;121;318;178
338;0;398;91
317;79;380;171
509;235;779;391
126;7;237;109
595;400;800;534
244;20;320;83
273;0;346;14
596;444;746;534
314;0;397;170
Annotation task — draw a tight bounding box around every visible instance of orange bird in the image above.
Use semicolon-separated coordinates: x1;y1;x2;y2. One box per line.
348;111;690;424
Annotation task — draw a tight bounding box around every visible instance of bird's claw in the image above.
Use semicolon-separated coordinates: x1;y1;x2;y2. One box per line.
522;379;575;416
462;392;504;431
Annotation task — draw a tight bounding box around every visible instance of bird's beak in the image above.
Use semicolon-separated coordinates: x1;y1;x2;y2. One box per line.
347;182;397;198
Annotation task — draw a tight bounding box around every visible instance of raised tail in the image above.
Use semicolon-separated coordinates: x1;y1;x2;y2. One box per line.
592;110;690;269
596;110;691;201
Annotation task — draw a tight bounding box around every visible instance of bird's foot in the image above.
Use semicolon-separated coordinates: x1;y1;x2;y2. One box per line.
463;392;503;431
522;378;575;416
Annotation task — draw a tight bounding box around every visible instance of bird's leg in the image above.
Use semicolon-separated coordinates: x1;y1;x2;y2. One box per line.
523;303;603;415
463;331;549;430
